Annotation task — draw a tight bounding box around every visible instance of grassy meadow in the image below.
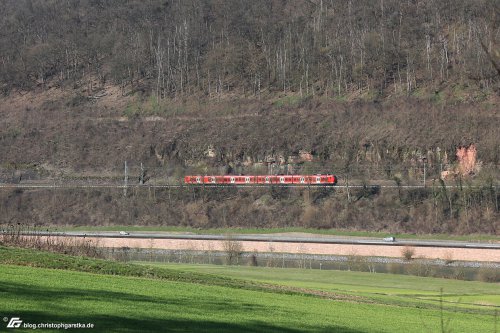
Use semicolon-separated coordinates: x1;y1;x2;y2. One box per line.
148;263;500;312
0;246;498;332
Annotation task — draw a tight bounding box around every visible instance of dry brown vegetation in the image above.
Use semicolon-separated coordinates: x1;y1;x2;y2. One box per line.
0;184;497;235
1;98;499;180
0;222;102;257
1;1;498;98
402;246;416;261
222;235;244;265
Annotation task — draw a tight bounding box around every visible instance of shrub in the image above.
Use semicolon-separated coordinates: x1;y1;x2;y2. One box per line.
402;246;416;261
386;263;405;275
222;235;243;265
443;251;454;265
476;267;500;283
406;259;432;277
0;222;102;258
248;254;258;267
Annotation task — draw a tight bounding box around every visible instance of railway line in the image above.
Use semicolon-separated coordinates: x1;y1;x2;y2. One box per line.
0;183;498;189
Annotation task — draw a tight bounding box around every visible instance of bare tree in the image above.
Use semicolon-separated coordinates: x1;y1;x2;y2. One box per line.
222;234;243;265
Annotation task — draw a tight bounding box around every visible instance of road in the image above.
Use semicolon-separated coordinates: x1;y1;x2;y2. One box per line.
21;231;500;250
10;231;499;262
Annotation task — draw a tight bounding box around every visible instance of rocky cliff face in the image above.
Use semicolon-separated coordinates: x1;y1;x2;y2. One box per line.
0;95;498;183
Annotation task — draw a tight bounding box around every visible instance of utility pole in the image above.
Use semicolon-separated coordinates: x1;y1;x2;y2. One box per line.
422;157;427;188
123;161;128;197
346;172;351;203
140;163;145;185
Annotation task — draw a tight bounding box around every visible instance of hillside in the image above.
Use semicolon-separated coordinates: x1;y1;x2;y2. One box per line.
0;1;499;234
0;0;498;175
1;0;499;97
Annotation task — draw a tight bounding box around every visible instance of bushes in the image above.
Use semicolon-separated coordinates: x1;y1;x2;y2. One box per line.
222;235;243;265
402;246;416;261
0;185;498;234
476;268;500;283
0;223;103;258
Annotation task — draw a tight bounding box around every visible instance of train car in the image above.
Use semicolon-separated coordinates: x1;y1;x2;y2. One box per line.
184;174;337;185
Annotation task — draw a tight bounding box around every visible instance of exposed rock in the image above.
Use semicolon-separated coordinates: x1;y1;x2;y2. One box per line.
441;144;481;179
204;145;216;158
299;150;314;162
457;144;479;176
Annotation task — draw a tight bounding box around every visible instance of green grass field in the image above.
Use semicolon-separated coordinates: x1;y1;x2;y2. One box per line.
147;263;500;312
0;246;498;332
55;225;500;242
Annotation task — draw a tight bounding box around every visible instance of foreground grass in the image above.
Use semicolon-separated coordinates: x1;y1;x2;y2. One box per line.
150;263;500;313
56;225;500;242
0;247;498;332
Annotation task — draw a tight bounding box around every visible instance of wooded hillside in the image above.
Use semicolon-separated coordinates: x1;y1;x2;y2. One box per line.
1;0;498;98
0;1;499;234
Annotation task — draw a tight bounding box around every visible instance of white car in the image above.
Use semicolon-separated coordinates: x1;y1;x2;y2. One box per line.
119;231;130;236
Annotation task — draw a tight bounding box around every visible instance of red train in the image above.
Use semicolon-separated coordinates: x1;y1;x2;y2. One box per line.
184;174;337;185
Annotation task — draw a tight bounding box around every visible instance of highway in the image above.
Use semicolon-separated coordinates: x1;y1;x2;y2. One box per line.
14;231;500;250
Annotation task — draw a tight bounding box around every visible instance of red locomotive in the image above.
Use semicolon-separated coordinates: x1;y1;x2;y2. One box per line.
184;174;337;185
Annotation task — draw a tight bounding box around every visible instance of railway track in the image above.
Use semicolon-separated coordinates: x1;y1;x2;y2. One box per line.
0;183;498;189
